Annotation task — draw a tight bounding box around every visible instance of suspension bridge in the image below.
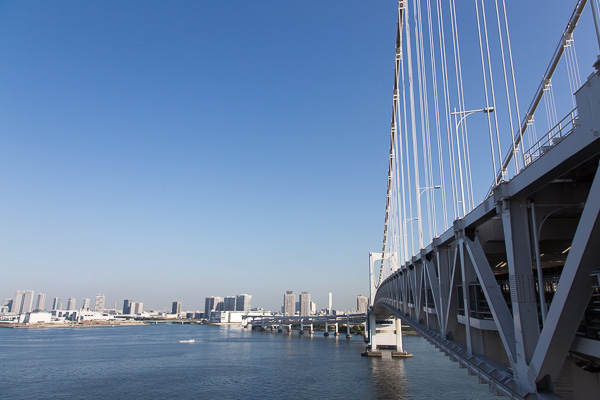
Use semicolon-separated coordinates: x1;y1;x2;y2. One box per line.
367;1;600;398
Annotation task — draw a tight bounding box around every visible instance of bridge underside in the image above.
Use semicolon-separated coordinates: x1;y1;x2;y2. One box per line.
372;72;600;399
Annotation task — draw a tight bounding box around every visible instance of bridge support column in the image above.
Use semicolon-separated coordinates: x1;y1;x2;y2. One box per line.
392;317;413;358
334;322;339;336
361;311;382;357
501;193;541;393
395;317;403;351
324;319;329;337
299;319;304;334
346;315;352;339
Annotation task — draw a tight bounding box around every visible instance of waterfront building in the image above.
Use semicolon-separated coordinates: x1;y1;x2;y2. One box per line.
310;301;317;315
36;293;46;310
357;295;368;313
52;297;61;311
283;291;295;316
122;299;132;314
328;292;332;314
79;311;113;322
12;290;34;314
204;296;223;317
211;309;271;324
94;294;105;312
172;301;182;315
224;296;236;311
67;297;76;311
299;292;311;316
210;310;244;324
82;298;91;311
235;294;252;313
24;311;52;324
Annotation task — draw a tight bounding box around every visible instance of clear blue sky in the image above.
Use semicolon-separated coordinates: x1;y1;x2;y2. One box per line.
0;1;597;311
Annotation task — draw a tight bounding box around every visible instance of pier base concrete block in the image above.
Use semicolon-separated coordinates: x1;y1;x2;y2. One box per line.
391;351;414;358
361;351;383;357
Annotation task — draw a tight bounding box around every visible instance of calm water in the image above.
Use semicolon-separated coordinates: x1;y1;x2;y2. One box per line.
0;324;499;399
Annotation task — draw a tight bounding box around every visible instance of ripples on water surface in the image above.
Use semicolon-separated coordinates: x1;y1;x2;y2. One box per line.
0;324;499;399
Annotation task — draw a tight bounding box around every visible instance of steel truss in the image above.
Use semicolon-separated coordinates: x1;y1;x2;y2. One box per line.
372;72;600;399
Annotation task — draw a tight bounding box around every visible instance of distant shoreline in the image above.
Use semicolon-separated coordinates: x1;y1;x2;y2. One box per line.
0;321;148;329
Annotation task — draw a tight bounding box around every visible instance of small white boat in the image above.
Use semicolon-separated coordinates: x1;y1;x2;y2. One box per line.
179;339;195;343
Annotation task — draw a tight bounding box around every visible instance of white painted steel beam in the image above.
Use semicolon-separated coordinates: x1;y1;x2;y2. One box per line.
464;235;516;363
500;193;540;392
424;257;443;331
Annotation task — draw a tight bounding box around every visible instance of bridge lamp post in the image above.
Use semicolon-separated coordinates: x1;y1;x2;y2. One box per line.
451;107;495;217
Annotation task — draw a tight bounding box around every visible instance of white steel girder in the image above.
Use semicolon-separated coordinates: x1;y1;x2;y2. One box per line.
463;235;516;364
501;192;541;385
424;257;443;330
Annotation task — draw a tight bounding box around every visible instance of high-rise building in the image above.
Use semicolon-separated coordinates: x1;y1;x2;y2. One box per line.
67;297;76;311
235;294;252;313
224;296;236;311
283;291;295;316
94;294;105;312
12;290;34;314
357;295;368;313
36;293;46;310
172;301;182;315
328;292;333;314
22;291;34;313
130;301;143;314
52;297;61;311
3;298;13;312
299;292;311;316
82;298;91;311
122;299;132;314
12;291;23;314
204;296;223;317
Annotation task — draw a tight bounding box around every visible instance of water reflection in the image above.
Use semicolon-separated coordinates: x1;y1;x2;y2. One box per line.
369;353;409;399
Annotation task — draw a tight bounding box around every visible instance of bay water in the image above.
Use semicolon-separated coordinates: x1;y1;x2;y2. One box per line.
0;324;500;399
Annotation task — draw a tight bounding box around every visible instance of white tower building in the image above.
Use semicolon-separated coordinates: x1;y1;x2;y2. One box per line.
36;293;46;310
94;294;105;312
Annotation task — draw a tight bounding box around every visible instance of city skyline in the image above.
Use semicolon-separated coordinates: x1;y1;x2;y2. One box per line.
0;2;595;311
2;287;365;314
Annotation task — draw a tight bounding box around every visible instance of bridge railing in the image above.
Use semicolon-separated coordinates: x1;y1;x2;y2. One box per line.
524;108;578;167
